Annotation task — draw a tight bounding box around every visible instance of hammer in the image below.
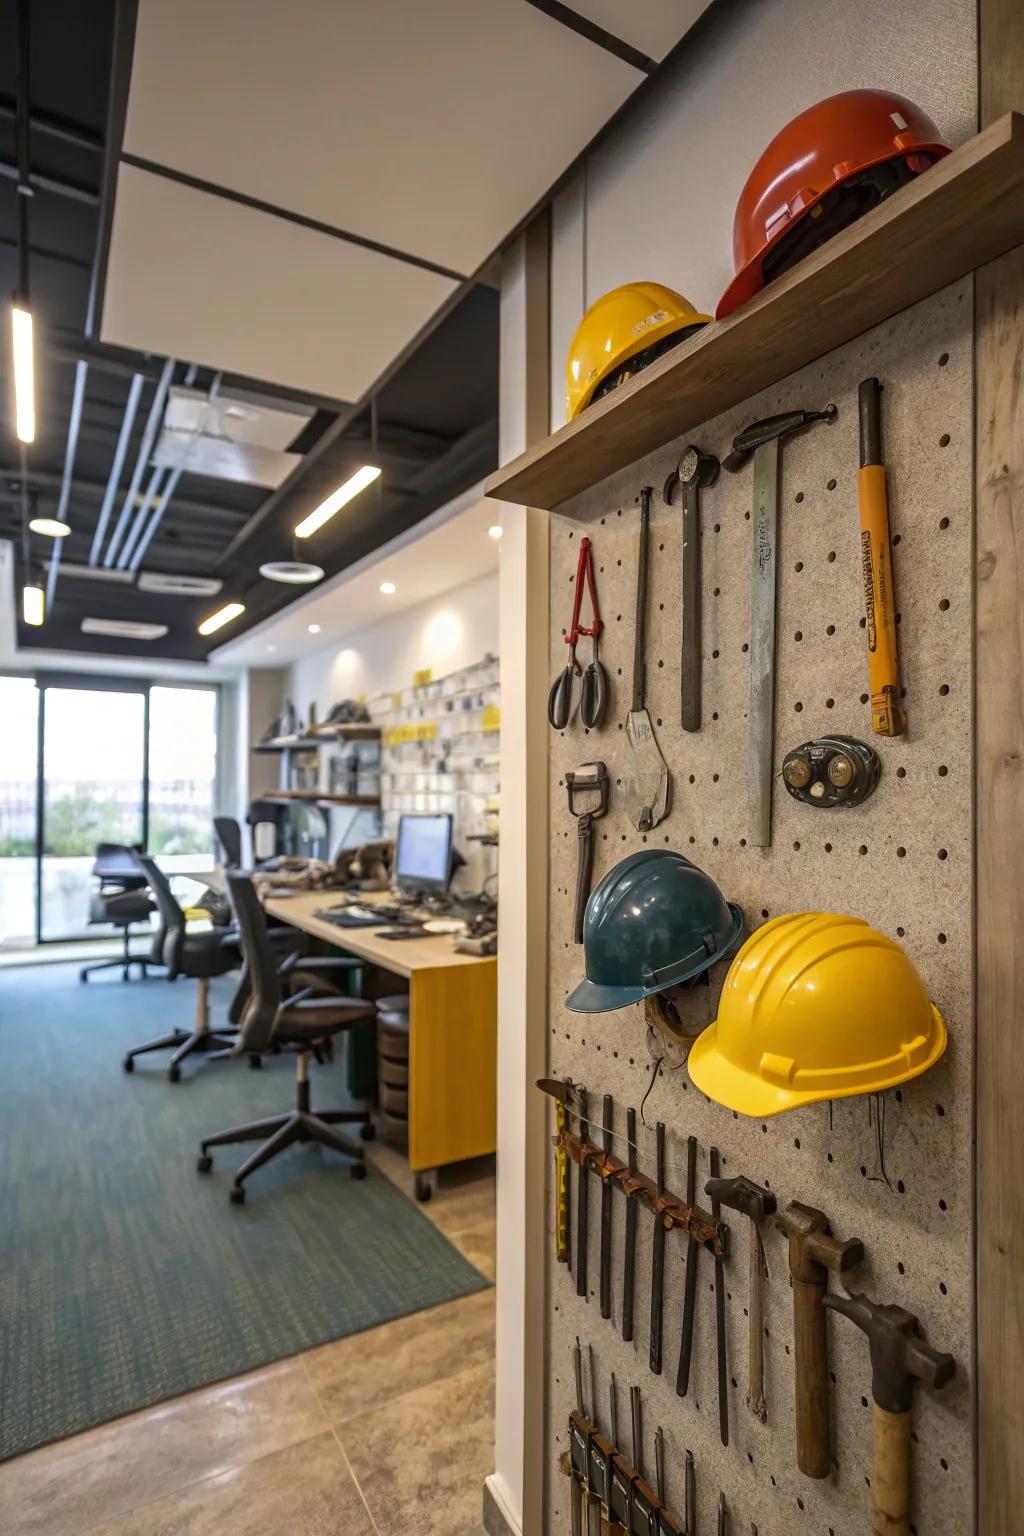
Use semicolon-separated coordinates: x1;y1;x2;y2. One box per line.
824;1291;954;1536
705;1174;776;1423
775;1201;864;1478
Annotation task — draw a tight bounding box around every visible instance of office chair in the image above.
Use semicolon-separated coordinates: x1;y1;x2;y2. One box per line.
122;856;240;1082
213;815;244;869
80;844;163;984
197;871;376;1203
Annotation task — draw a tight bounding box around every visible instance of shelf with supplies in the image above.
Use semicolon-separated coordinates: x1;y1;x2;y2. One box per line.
485;111;1024;511
262;790;380;808
253;724;381;753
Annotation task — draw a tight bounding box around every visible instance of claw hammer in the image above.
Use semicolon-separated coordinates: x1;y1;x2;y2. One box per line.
824;1292;954;1536
705;1174;776;1423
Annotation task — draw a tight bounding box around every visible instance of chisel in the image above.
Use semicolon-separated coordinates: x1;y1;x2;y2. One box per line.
609;1373;638;1532
570;1338;593;1536
600;1094;614;1320
685;1450;696;1536
675;1136;699;1396
577;1087;590;1298
857;377;906;736
709;1147;729;1446
622;1106;638;1342
653;1427;684;1536
630;1386;660;1536
649;1121;667;1374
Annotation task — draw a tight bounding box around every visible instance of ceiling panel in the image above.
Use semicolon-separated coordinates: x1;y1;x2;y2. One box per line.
566;1;712;62
122;0;642;274
100;164;459;400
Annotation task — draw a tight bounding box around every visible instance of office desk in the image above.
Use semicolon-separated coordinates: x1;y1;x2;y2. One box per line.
263;890;497;1196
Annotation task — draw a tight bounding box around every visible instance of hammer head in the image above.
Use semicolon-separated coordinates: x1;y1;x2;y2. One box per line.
704;1174;776;1225
775;1200;864;1285
823;1291;956;1414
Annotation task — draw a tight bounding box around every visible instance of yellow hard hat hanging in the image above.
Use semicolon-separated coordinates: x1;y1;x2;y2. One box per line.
686;913;947;1117
565;282;711;421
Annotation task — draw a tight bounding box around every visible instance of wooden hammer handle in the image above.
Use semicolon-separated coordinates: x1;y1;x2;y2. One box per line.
873;1404;911;1536
793;1278;831;1478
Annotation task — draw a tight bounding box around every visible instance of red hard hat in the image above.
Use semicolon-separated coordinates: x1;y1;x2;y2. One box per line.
716;90;950;319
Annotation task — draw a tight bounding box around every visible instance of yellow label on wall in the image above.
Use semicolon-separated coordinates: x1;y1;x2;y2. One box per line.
412;668;433;688
482;704;501;732
391;692;402;709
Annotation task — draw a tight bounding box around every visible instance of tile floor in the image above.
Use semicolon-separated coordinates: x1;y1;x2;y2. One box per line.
0;1142;496;1536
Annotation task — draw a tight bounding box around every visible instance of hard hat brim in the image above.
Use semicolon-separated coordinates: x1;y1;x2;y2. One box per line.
566;902;744;1014
687;1003;948;1117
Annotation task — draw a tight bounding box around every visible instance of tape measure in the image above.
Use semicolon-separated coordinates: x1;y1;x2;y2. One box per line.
781;735;880;808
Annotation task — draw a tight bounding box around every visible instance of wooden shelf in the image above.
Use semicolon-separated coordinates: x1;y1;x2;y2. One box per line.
486;112;1024;511
263;790;380;807
253;724;380;753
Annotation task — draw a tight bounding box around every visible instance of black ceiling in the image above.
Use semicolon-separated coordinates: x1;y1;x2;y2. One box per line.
0;0;499;663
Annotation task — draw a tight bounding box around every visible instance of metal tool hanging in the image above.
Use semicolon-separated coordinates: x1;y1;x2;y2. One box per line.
664;444;719;731
550;535;608;731
566;761;609;944
724;405;837;847
625;488;670;831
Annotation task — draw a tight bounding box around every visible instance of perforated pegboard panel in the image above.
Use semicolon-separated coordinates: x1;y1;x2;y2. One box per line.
544;281;974;1536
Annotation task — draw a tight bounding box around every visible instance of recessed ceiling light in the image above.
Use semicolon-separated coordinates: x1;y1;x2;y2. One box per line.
22;583;44;626
29;517;71;538
138;572;222;596
81;617;169;640
259;560;324;585
294;465;381;539
308;623;321;635
488;525;503;540
379;581;396;595
197;601;245;636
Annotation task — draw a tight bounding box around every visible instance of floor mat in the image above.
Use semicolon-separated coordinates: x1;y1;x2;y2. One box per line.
0;964;489;1461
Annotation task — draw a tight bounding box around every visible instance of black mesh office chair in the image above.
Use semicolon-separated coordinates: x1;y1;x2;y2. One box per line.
197;871;376;1203
80;844;163;983
213;815;244;869
122;856;239;1082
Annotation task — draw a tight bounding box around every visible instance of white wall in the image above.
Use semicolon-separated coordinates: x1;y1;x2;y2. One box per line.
549;0;978;430
289;569;499;715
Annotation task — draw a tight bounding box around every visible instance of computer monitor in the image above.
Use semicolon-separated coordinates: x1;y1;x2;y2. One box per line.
394;813;454;895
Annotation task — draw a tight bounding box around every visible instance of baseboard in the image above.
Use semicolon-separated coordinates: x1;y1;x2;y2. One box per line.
483;1474;522;1536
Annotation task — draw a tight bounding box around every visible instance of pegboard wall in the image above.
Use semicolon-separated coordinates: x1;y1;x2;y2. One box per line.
544;280;974;1536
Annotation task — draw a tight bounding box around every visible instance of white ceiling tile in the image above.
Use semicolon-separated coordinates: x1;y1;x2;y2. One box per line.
123;0;641;275
99;164;458;401
565;0;712;62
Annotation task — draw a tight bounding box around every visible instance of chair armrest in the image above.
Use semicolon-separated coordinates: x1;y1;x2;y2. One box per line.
285;956;361;971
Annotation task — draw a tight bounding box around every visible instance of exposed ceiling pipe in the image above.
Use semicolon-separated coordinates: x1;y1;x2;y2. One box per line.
102;355;174;566
44;356;88;613
88;371;144;564
127;370;217;573
116;462;168;569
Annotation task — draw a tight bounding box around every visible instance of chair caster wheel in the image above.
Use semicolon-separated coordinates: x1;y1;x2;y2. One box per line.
123;1056;134;1073
414;1173;433;1203
197;1154;212;1174
230;1185;246;1205
168;1064;181;1083
360;1121;376;1141
350;1160;368;1180
248;1055;262;1070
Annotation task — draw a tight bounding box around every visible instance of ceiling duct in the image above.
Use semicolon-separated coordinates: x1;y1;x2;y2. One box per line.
81;617;169;640
152;386;314;489
137;571;223;597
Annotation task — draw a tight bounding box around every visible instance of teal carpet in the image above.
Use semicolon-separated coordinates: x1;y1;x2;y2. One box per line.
0;964;488;1462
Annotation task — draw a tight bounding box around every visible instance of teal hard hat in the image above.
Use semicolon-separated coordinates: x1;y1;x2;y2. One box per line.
566;849;744;1014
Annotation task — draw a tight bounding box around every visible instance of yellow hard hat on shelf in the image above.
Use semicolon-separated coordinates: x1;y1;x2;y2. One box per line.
687;913;947;1117
565;281;711;421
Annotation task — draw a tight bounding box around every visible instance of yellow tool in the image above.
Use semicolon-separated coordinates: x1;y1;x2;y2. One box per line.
858;377;906;735
555;1094;571;1265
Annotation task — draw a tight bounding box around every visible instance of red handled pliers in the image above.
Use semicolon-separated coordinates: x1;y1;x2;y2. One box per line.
548;537;607;730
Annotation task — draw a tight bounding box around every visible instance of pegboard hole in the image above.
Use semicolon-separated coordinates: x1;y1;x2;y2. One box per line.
938;351;949;366
712;649;720;659
712;711;719;721
896;767;907;779
827;550;836;563
712;836;719;846
826;478;836;491
795;560;804;573
939;597;950;611
712;773;720;782
793;841;800;851
741;642;748;654
939;1282;948;1296
827;1152;834;1163
939;683;950;696
939;516;950;530
861;1396;869;1408
824;842;833;853
938;848;948;860
936;1103;946;1116
688;774;695;785
794;630;803;642
714;523;721;534
938;764;948;776
897;1261;906;1275
892;533;901;545
794;1138;801;1149
939;433;951;448
825;697;835;709
713;586;720;597
794;701;803;713
826;624;835;636
794;492;804;503
939;1198;947;1211
897;846;907;858
859;845;868;856
897;1180;906;1194
940;1457;949;1471
797;1497;805;1511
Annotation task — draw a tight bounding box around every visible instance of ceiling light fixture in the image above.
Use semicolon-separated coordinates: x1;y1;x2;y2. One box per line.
29;516;71;538
294;465;381;539
81;617;169;641
259;560;324;585
308;623;321;635
379;581;396;595
22;583;44;626
197;601;245;636
11;306;35;444
488;525;503;540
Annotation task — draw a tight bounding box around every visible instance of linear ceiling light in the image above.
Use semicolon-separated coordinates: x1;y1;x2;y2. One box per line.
22;583;44;626
11;306;35;443
81;617;169;641
29;516;71;538
293;465;381;539
197;601;245;636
